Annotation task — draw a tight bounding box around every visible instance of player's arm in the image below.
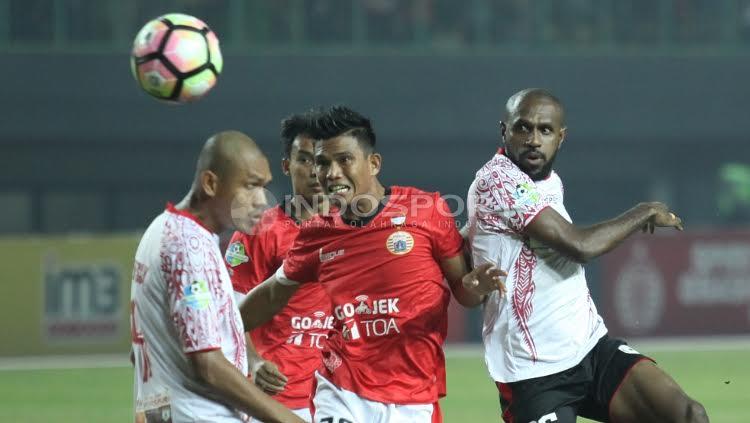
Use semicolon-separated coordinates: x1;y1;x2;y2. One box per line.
245;333;287;395
239;271;300;331
227;233;289;395
525;201;683;263
189;350;304;423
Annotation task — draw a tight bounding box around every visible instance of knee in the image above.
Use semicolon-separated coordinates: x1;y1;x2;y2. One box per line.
683;398;708;423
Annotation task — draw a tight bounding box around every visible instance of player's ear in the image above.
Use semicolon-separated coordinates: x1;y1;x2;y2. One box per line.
369;152;382;176
558;126;567;149
499;121;507;144
281;157;290;176
200;170;219;198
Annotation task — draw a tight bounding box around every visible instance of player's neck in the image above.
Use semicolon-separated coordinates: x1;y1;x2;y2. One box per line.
175;192;222;234
289;194;330;222
340;182;387;222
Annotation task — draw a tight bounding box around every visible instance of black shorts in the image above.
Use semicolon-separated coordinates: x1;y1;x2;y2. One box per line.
496;335;653;423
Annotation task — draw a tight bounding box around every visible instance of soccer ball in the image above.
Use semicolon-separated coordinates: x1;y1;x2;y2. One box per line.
130;13;223;103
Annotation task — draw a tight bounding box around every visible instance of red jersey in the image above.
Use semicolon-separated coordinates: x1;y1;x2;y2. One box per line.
226;205;332;409
280;186;463;405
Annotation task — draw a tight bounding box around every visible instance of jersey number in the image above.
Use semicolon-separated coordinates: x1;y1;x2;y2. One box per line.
130;300;152;382
320;418;353;423
530;412;558;423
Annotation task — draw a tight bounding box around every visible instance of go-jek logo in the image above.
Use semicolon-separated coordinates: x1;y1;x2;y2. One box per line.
336;295;401;341
286;311;333;349
290;311;335;331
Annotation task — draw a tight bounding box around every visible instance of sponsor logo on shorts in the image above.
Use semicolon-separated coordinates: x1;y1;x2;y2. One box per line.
618;344;640;355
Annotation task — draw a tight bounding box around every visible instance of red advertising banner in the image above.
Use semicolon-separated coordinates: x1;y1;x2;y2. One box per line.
602;231;750;337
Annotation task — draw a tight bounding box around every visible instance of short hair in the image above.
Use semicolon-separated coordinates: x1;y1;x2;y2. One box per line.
505;88;565;125
280;112;313;159
309;105;377;153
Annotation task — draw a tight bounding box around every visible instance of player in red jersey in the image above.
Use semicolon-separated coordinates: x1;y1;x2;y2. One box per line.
226;112;330;422
239;106;505;423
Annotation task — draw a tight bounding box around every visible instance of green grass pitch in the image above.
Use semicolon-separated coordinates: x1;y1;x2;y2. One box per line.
0;348;746;422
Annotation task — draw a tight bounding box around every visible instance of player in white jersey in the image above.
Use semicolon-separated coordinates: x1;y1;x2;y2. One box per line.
464;89;708;423
130;131;306;423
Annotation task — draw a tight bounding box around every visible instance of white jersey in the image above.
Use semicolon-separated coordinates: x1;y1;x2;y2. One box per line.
467;150;607;383
131;204;248;422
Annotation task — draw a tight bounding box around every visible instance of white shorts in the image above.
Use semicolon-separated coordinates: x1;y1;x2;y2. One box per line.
248;407;311;423
312;372;434;423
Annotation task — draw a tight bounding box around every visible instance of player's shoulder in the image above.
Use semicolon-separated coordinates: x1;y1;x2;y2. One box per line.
163;205;213;243
475;149;532;186
390;185;438;197
389;185;444;204
257;205;294;231
296;211;338;238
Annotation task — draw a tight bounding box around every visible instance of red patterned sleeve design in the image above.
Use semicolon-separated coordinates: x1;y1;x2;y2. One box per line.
161;217;223;353
472;154;548;234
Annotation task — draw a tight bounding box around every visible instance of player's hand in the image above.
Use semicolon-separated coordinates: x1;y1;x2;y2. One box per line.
641;202;683;233
463;263;507;297
250;360;287;395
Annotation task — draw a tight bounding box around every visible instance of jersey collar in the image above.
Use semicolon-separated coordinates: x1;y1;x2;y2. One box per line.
341;186;393;227
165;203;212;232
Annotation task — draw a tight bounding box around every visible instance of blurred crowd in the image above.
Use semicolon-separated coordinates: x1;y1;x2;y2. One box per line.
7;0;750;48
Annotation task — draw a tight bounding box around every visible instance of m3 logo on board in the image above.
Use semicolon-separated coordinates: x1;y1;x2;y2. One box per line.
43;255;122;343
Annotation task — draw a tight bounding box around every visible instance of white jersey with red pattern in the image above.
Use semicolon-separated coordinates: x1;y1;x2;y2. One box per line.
467;150;607;383
130;204;248;422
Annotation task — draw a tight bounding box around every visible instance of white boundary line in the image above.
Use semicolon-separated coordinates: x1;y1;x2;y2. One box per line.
1;336;749;371
0;354;130;371
445;335;750;358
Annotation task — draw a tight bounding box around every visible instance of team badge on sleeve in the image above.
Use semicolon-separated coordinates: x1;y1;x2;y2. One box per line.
386;231;415;255
512;182;541;206
183;280;211;310
225;242;249;267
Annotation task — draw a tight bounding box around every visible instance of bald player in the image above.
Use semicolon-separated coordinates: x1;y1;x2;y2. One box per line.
464;89;708;423
130;131;305;423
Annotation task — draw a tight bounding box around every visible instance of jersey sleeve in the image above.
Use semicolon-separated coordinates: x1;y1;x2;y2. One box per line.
430;193;464;260
226;230;273;295
164;243;224;354
471;157;549;234
281;224;323;284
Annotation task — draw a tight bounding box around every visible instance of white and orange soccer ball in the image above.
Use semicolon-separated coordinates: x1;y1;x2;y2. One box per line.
130;13;223;103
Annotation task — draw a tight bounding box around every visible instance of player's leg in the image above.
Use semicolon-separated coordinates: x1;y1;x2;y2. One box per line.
583;336;708;423
496;368;585;423
291;407;312;422
248;408;312;423
609;360;708;423
386;402;435;423
311;372;380;423
311;373;358;423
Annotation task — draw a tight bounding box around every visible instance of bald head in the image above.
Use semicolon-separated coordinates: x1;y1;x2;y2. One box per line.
188;130;272;233
505;88;565;126
194;130;266;182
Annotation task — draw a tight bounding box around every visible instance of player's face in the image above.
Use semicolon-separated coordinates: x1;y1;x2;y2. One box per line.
503;98;566;181
314;135;381;209
222;150;272;233
284;136;324;203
